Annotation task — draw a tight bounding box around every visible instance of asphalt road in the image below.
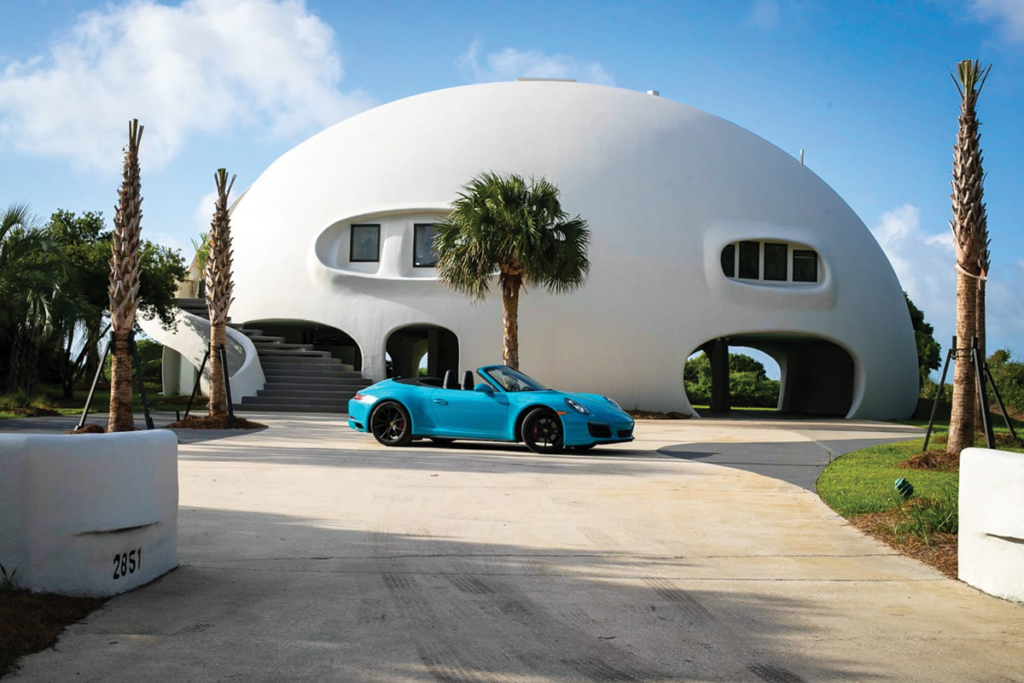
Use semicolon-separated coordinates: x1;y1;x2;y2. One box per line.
4;414;1023;682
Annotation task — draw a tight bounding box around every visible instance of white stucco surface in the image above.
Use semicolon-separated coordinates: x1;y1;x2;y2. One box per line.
0;431;179;597
228;81;917;418
959;447;1024;603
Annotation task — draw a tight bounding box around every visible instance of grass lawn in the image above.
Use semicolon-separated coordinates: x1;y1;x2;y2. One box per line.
0;385;206;421
818;419;1024;578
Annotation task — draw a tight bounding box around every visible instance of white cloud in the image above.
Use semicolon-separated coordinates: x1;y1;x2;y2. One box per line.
194;190;220;236
0;0;374;171
457;40;614;85
971;0;1024;44
870;203;1024;358
745;0;781;31
870;204;956;332
151;231;187;254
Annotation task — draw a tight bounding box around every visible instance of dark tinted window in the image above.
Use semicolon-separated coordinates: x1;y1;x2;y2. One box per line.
793;249;818;282
413;224;438;267
720;244;736;277
350;224;380;262
738;241;759;279
764;242;788;281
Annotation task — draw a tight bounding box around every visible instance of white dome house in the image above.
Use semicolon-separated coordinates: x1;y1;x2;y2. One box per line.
157;81;918;419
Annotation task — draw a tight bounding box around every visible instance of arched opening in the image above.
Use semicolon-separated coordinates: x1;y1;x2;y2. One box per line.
246;320;362;370
385;325;459;381
686;334;854;417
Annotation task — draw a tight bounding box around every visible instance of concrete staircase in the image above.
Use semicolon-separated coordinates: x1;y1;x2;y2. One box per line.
176;298;371;413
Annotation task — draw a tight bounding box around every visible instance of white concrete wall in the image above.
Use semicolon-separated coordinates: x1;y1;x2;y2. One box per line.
0;431;179;597
227;81;918;419
959;447;1024;603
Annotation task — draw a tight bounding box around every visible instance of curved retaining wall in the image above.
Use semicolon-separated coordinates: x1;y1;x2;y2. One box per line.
139;308;265;400
959;447;1024;603
0;431;178;597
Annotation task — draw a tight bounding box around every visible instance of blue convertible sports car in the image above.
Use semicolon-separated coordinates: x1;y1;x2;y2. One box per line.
347;365;635;453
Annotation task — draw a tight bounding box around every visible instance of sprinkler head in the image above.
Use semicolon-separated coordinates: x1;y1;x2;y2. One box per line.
894;477;914;499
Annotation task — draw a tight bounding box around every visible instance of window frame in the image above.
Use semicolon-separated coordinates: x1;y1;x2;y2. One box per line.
349;223;381;263
413;223;439;268
792;249;819;283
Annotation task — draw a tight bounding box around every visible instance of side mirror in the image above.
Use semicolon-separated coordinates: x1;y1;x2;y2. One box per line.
474;383;494;394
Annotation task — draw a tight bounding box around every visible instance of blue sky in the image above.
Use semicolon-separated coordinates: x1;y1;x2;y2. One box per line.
2;0;1022;370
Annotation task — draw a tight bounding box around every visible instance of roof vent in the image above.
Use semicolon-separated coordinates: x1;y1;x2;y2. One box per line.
647;90;660;97
516;77;577;83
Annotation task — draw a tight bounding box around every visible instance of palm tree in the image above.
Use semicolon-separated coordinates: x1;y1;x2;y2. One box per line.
107;120;144;432
434;172;591;369
206;169;236;418
947;60;991;455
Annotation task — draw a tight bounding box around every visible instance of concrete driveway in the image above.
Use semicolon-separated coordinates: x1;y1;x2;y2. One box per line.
5;414;1023;682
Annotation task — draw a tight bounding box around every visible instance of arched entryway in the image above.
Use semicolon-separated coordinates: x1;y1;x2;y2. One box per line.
687;333;855;417
385;325;459;381
246;320;362;370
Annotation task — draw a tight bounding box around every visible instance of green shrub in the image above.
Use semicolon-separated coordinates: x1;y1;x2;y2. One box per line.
684;352;780;408
891;486;958;546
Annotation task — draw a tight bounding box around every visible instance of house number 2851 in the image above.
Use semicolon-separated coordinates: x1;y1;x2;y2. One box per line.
112;548;142;580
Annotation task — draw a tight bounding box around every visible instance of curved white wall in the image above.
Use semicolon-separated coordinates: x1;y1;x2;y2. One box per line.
229;81;917;419
0;431;178;597
139;308;265;400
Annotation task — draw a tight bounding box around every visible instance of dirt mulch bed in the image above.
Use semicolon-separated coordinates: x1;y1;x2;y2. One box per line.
65;423;108;434
628;410;692;420
2;407;61;418
897;449;960;473
0;591;105;677
165;415;266;430
930;430;1021;448
852;510;957;579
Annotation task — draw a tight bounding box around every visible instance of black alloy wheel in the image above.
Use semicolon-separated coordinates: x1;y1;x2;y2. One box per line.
370;401;413;447
522;408;564;454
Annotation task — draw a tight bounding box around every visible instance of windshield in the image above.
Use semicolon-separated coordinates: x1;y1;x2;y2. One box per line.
483;366;548;392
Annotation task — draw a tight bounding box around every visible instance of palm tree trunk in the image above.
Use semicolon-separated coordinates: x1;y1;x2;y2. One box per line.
8;327;37;394
501;273;521;369
108;331;135;431
208;325;226;416
948;272;977;453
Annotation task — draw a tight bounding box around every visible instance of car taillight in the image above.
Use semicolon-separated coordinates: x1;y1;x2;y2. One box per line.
353;393;367;402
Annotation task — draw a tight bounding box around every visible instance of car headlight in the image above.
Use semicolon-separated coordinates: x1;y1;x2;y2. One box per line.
604;396;622;411
564;398;590;415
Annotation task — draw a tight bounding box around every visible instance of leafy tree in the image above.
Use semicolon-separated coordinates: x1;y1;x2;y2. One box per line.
434;172;591;369
905;292;941;390
947;60;991;455
684;351;780;408
986;349;1024;415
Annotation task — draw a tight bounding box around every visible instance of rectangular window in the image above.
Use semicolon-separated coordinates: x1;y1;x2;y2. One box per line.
793;249;818;282
413;223;438;268
738;241;760;280
763;242;788;281
721;244;736;277
350;224;380;262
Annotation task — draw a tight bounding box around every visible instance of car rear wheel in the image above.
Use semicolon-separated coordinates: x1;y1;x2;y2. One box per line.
370;401;413;447
522;408;563;454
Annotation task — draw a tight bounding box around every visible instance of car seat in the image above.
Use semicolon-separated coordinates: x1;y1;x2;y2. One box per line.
443;370;460;390
463;371;474;390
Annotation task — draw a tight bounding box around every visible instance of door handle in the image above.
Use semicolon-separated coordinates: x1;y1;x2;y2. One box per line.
433;399;448;405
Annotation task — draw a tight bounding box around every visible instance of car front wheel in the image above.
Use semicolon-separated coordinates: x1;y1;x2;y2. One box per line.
522;408;563;454
370;401;413;447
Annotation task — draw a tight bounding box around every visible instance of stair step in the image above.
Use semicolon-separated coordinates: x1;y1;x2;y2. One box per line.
263;379;371;389
262;368;362;379
247;335;286;343
258;349;332;359
258;389;361;399
253;342;314;351
233;404;347;414
242;395;347;407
